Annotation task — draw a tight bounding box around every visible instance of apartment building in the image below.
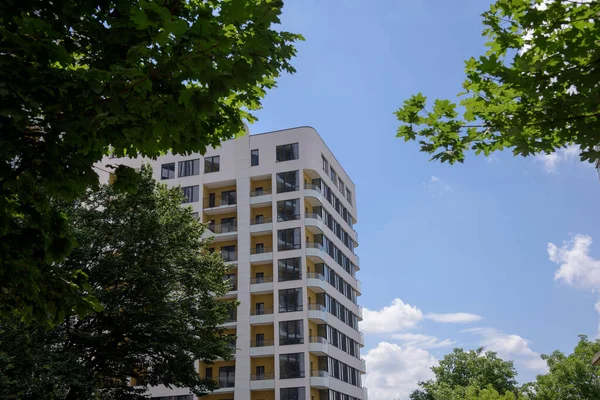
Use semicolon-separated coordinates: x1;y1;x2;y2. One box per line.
100;126;366;400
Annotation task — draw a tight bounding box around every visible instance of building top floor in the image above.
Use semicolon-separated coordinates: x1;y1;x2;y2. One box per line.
102;126;358;218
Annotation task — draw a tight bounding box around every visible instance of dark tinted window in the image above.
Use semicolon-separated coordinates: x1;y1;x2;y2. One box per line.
204;156;220;173
251;149;259;166
279;320;303;345
279;353;304;379
278;228;301;251
161;163;175;179
279;288;302;312
276;170;299;193
178;159;200;177
277;199;300;221
276;143;299;162
278;258;302;281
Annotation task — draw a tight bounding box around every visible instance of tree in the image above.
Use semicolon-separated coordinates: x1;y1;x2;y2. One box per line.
530;335;600;400
0;0;301;325
0;166;235;399
410;348;519;400
395;0;600;164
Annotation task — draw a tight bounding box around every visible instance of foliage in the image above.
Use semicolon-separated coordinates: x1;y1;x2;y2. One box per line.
0;0;301;325
395;0;600;164
410;348;519;400
0;167;235;399
529;335;600;400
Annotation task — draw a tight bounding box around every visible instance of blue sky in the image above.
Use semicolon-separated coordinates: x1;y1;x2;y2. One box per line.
250;1;600;399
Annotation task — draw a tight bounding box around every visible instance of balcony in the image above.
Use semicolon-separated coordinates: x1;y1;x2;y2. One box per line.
250;275;273;294
203;196;237;215
205;222;238;242
360;358;367;373
306;272;327;293
308;303;327;323
220;313;237;328
309;369;330;389
308;336;328;356
250;188;272;206
220;250;238;263
250;307;274;325
250;373;275;390
249;339;275;357
250;246;273;264
215;376;235;392
250;217;273;234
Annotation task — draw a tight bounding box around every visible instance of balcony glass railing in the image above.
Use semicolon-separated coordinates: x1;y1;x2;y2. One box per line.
250;373;275;380
208;223;237;234
250;188;272;197
309;336;327;344
306;272;325;281
250;339;274;347
250;246;273;255
305;212;323;221
310;369;329;378
203;195;237;208
250;276;273;284
250;307;274;316
304;183;322;192
250;217;273;225
280;371;305;379
308;303;326;312
280;337;304;345
306;241;324;251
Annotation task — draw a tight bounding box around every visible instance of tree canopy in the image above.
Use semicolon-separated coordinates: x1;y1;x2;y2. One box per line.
410;347;519;400
0;166;235;399
529;335;600;400
410;336;600;400
395;0;600;165
0;0;301;325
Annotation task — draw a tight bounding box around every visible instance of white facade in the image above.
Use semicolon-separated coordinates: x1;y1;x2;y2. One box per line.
99;127;366;400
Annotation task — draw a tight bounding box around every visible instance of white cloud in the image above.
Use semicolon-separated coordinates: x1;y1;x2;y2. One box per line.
423;175;451;195
425;312;483;324
363;342;437;400
548;234;600;337
465;328;547;371
361;298;423;334
535;145;580;173
549;234;600;290
390;333;456;349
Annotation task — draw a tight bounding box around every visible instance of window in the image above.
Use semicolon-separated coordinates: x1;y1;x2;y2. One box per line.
346;188;352;205
276;170;299;193
255;302;265;315
278;228;301;251
279;353;305;379
281;388;305;400
256;366;265;378
221;190;236;206
255;243;265;254
204;156;220;173
322;155;329;174
221;217;236;233
338;178;345;193
278;258;302;281
255;333;265;347
219;366;235;388
276;143;299;162
178;159;200;177
220;245;236;262
330;167;337;183
279;320;304;345
205;367;213;379
279;288;302;312
181;185;199;203
255;214;264;224
277;199;300;221
161;163;175;179
191;212;199;219
251;149;259;166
